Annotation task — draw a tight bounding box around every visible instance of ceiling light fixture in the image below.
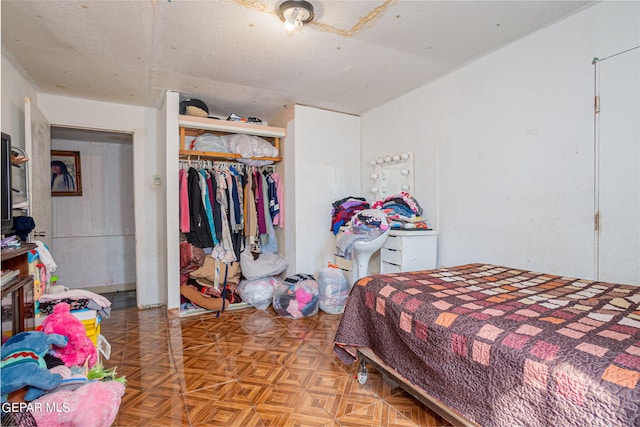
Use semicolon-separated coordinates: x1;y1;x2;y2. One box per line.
278;0;314;31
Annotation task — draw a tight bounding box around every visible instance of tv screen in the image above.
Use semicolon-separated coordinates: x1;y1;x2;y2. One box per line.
1;132;13;234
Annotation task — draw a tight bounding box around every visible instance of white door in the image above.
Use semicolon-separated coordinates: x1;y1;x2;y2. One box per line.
597;48;640;285
24;97;52;247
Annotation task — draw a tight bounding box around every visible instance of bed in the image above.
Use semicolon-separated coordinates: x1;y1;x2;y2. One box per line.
333;263;640;427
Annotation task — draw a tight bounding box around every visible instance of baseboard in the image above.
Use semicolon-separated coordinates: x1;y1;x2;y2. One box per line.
73;283;136;294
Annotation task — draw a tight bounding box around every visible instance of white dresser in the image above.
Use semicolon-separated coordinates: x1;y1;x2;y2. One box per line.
380;229;438;273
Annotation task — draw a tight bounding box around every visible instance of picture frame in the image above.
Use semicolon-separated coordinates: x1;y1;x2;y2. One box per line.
51;150;82;196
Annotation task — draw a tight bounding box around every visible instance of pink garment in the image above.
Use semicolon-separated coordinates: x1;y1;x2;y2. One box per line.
295;287;312;306
179;169;190;232
271;172;284;228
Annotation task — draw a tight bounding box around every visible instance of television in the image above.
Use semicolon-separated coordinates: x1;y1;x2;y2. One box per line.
1;132;13;235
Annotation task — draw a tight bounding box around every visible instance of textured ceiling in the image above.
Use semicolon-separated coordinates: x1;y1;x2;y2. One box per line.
1;0;595;123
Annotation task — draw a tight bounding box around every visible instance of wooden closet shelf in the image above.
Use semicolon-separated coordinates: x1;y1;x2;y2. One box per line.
178;115;286;138
179;149;282;163
178;115;285;164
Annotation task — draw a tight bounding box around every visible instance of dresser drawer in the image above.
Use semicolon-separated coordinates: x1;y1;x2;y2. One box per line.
383;235;403;250
381;261;401;274
381;248;403;265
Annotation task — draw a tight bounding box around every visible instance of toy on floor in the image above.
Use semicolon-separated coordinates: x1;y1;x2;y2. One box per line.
40;302;97;368
30;380;125;427
1;331;68;401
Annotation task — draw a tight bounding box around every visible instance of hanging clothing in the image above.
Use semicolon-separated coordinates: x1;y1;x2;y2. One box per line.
271;172;284;228
186;168;214;248
210;170;236;263
200;169;218;246
264;171;279;221
179;169;190;233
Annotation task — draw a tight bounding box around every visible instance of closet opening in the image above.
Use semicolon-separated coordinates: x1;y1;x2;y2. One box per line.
50;126;137;310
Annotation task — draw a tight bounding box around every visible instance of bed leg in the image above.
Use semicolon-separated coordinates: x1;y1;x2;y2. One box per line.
357;357;368;384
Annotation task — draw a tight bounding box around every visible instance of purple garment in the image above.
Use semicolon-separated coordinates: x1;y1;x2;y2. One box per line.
254;170;267;234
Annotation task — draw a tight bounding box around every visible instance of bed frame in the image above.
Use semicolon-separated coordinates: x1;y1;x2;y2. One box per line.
356;347;478;427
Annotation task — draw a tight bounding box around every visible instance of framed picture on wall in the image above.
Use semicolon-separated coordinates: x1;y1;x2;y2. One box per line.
51;150;82;196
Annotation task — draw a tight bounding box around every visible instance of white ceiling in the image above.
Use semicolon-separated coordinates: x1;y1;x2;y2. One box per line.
2;0;596;124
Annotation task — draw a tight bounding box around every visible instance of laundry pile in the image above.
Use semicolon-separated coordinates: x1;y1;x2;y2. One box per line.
335;209;389;260
330;196;370;234
372;192;430;230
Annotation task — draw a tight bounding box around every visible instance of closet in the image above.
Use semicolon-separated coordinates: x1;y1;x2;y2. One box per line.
171;106;286;316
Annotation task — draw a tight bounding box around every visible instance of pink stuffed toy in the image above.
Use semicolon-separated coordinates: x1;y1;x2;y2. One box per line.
41;302;98;367
30;381;125;427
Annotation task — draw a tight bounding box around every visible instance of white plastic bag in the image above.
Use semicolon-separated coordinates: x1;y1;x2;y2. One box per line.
193;133;229;152
238;277;280;310
317;265;350;314
239;250;288;280
222;134;278;158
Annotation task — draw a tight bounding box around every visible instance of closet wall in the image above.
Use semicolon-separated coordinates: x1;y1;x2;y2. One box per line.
282;105;361;276
51;132;135;290
360;1;638;282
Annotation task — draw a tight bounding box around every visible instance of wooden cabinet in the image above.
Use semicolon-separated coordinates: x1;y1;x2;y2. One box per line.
1;242;37;336
380;230;438;273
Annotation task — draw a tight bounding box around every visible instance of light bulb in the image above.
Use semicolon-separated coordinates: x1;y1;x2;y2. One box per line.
401;184;410;191
392;155;400;161
371;187;378;194
384;156;392;163
401;153;409;160
400;168;409;176
370;173;378;180
376;158;384;164
284;9;300;31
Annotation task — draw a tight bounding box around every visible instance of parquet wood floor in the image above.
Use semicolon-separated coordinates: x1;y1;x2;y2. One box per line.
102;305;451;426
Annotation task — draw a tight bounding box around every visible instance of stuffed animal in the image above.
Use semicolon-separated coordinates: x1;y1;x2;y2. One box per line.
1;331;68;401
30;380;125;427
40;303;97;368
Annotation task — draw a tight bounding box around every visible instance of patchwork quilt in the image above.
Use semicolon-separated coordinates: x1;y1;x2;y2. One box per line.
334;264;640;427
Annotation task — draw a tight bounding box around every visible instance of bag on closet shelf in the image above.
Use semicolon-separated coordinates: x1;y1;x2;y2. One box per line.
193;133;229;152
222;134;278;158
237;276;281;310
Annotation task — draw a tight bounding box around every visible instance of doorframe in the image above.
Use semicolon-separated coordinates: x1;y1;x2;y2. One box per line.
49;123;138;297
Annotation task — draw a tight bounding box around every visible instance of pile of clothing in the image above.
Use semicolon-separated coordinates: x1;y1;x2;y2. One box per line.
371;192;430;230
272;274;319;319
335;209;389;260
330;196;370;234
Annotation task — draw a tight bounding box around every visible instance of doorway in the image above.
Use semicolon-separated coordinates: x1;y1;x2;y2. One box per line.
49;126;137;297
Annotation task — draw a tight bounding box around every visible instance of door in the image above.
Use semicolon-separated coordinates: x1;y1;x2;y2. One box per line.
24;97;52;247
596;48;640;285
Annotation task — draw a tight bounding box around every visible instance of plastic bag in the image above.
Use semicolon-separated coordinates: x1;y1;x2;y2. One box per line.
317;263;350;314
240;250;288;280
222;134;278;159
272;279;319;319
238;277;281;310
193;133;229;152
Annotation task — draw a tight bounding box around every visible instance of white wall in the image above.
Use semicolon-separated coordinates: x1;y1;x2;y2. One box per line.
37;94;164;307
1;55;39;193
51;136;135;290
361;1;638;280
284;105;361;276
